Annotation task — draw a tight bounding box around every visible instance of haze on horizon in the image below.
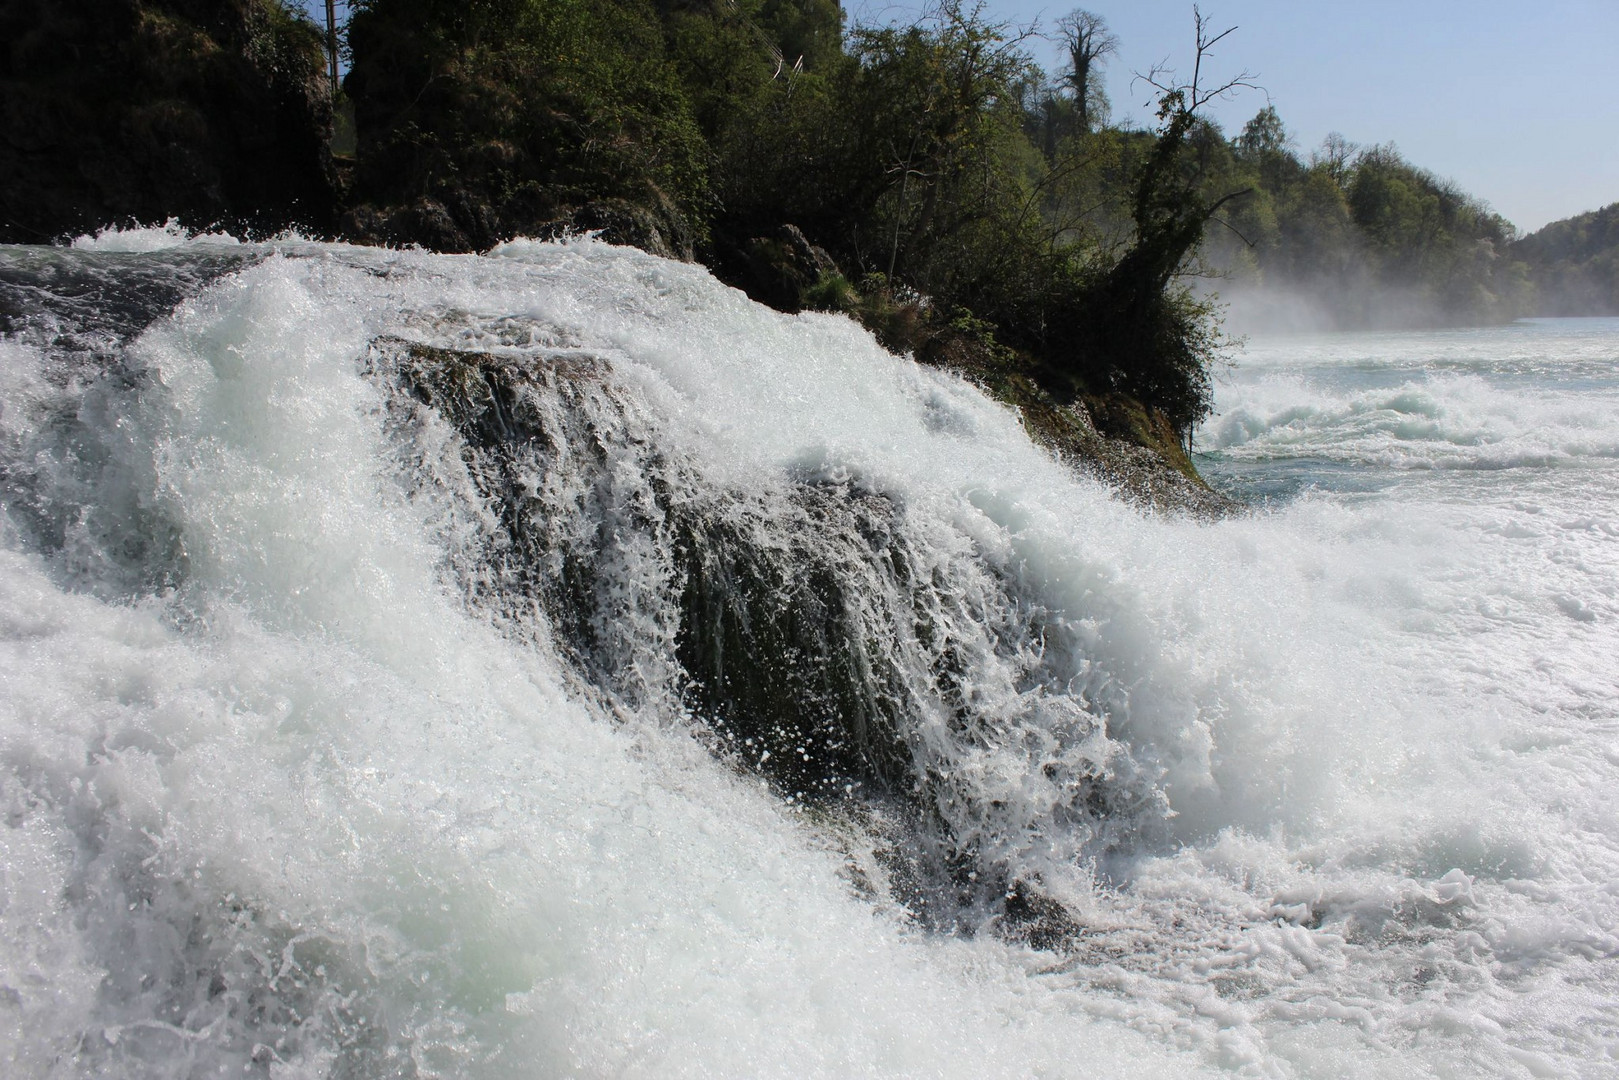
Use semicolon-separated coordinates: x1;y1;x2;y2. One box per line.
849;0;1617;235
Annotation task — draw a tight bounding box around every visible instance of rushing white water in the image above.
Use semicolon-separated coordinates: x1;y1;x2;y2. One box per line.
2;232;1617;1078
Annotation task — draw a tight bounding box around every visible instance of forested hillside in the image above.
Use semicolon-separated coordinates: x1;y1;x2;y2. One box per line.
1512;203;1619;315
1191;110;1531;328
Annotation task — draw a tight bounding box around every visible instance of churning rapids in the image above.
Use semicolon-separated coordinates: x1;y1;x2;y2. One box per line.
2;230;1617;1078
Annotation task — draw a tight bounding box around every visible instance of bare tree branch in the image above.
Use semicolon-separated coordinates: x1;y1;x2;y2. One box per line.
1131;5;1263;116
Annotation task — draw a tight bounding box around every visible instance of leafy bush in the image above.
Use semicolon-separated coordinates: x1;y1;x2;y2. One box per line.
345;0;709;247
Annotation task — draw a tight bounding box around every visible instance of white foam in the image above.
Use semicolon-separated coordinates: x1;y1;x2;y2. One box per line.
69;220;244;253
0;242;1196;1077
3;238;1617;1077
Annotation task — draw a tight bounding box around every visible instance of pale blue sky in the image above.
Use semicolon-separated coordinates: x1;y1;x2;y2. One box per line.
301;0;1616;233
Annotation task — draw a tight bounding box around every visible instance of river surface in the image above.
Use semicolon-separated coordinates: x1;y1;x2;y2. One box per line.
2;230;1616;1078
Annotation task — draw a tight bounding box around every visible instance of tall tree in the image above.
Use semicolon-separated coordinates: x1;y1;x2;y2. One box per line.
1236;105;1285;157
1310;131;1357;182
1055;9;1116;131
325;0;338;97
1058;5;1256;437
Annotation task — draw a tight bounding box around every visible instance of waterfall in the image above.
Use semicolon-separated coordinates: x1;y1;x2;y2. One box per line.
4;230;1616;1078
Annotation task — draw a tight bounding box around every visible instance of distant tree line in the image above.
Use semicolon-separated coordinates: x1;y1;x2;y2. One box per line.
1511;203;1619;316
1185;106;1529;326
333;0;1616;423
1160;104;1616;325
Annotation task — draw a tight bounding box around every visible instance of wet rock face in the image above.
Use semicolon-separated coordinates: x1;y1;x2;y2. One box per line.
0;0;336;243
379;337;919;799
376;337;1154;936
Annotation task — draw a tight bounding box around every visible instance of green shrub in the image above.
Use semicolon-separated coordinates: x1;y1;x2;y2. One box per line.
345;0;709;244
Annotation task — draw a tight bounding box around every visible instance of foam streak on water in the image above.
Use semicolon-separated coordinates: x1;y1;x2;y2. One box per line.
2;234;1617;1077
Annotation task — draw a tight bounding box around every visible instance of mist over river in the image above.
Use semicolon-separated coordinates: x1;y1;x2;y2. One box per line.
2;231;1616;1078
